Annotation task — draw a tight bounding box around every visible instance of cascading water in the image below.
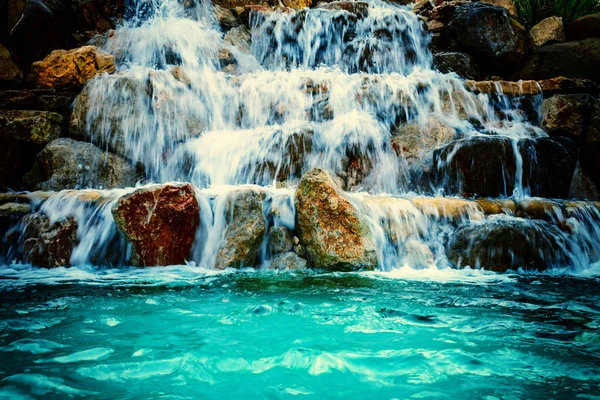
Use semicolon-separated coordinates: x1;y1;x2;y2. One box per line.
4;0;600;273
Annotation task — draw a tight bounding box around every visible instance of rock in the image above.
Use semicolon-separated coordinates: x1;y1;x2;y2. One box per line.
444;2;532;75
0;89;77;111
410;197;481;221
0;202;31;240
530;16;565;47
434;135;517;197
392;117;457;169
0;110;63;189
519;137;578;199
9;0;75;65
282;0;313;9
20;212;78;268
224;26;252;53
402;239;435;269
5;0;26;34
543;94;600;188
538;76;599;98
433;51;481;79
0;44;23;85
476;198;517;215
268;252;308;270
317;1;369;18
570;162;600;200
215;189;267;269
435;135;578;198
541;93;599;139
267;225;295;255
295;168;377;271
29;46;115;89
0;110;62;145
112;183;200;266
447;216;566;272
480;0;517;16
516;38;600;83
22;138;137;191
465;79;541;96
214;4;239;30
567;12;600;41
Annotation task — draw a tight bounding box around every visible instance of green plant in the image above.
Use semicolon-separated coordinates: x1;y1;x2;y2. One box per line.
513;0;600;29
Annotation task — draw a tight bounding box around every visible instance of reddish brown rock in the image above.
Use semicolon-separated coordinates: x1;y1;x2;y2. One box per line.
29;45;115;89
112;183;200;266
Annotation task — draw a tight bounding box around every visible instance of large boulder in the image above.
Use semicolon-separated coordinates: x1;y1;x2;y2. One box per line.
567;12;600;41
0;110;63;189
541;93;600;187
516;38;600;83
0;44;23;86
29;46;115;89
447;216;567;272
215;189;267;269
434;135;577;198
20;212;78;268
434;135;517;197
295;168;377;271
444;2;532;75
530;16;565;47
519;137;577;199
112;183;200;266
22;138;137;191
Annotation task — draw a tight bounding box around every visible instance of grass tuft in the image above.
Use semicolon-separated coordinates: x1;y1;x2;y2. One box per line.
513;0;600;29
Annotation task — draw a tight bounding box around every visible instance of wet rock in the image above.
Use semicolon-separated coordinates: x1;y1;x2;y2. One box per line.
216;189;267;269
317;1;369;18
0;89;77;112
447;216;566;272
392;117;457;169
20;212;78;268
435;135;578;198
214;4;239;30
22;138;137;191
433;51;481;80
0;110;63;189
519;137;578;199
516;38;600;83
537;77;599;98
530;16;565;47
0;202;31;240
268;252;308;270
29;46;115;89
4;0;26;34
567;12;600;41
224;26;252;53
444;2;532;75
410;197;481;221
434;135;518;198
0;44;23;85
464;79;541;96
476;198;517;215
295;168;377;271
267;225;295;255
112;183;200;266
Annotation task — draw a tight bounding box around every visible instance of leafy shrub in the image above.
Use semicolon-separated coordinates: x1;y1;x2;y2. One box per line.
513;0;600;29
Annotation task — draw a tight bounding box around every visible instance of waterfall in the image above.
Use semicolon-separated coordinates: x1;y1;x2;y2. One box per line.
6;0;600;272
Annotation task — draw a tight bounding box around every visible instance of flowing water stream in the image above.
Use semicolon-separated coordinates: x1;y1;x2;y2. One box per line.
1;0;600;397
